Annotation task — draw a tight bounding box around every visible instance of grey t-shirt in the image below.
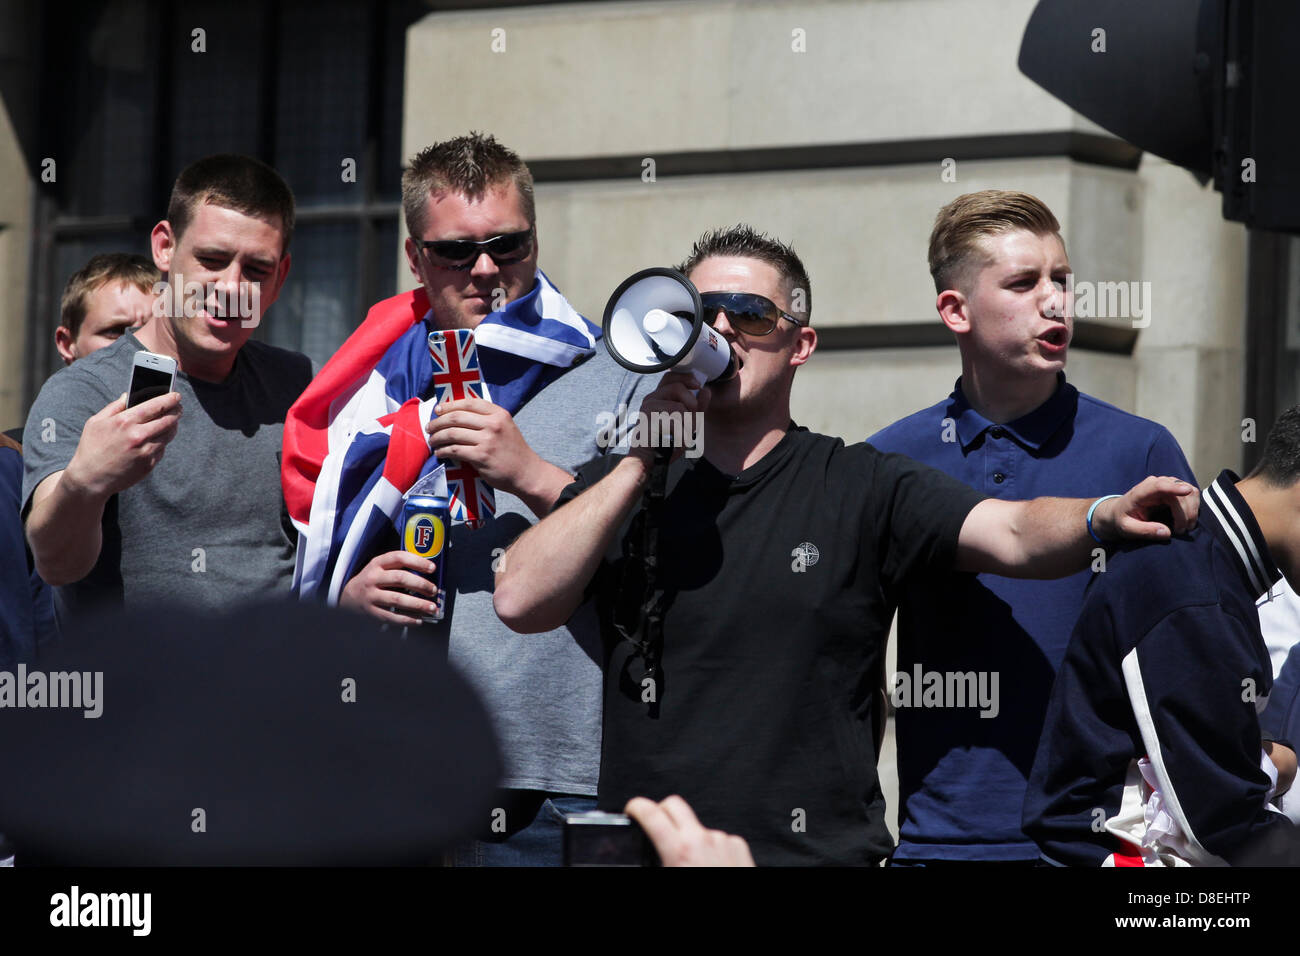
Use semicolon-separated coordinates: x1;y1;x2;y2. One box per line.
22;331;314;621
430;348;660;796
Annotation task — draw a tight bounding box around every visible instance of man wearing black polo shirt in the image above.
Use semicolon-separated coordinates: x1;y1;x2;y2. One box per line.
494;225;1198;866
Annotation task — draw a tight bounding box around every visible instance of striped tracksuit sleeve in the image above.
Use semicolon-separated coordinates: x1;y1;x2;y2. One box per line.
1121;605;1288;864
1026;601;1297;865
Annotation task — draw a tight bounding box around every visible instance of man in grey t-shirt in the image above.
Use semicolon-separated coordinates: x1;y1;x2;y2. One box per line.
320;133;658;865
22;154;310;620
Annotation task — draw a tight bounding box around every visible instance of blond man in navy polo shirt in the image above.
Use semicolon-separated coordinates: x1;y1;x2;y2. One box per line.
868;191;1196;865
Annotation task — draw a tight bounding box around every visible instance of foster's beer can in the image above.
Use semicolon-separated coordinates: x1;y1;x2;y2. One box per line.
401;494;448;623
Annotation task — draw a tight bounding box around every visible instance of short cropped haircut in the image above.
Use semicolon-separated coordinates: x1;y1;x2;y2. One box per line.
1249;406;1300;488
166;154;296;254
675;224;813;323
59;253;161;337
402;132;536;238
928;190;1062;294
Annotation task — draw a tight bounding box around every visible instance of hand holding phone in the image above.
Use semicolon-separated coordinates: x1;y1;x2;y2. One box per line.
61;353;181;500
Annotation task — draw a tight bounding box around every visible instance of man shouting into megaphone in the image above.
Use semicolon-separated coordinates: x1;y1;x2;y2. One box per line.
495;223;1201;866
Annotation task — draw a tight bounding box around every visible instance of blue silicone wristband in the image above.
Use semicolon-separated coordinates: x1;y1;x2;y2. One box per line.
1087;494;1122;544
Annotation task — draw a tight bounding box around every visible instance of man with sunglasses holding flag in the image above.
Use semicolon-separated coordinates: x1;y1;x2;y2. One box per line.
282;132;657;865
495;224;1201;866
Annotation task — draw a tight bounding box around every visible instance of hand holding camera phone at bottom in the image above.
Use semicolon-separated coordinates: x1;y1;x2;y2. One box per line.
64;391;182;499
624;795;755;867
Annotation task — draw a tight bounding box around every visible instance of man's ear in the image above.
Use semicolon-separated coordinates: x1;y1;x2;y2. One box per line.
151;220;175;275
790;326;817;367
937;289;970;334
404;236;422;280
54;326;77;365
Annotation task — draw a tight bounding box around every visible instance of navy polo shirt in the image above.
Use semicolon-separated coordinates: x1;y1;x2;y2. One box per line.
867;374;1194;861
1;445;55;665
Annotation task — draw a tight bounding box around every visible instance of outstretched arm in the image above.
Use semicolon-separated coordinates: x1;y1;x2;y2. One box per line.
955;476;1198;578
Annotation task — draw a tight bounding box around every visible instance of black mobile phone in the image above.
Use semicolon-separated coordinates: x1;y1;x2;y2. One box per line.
562;811;659;867
127;351;177;408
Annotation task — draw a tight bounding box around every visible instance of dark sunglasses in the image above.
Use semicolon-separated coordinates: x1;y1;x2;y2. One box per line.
694;291;807;336
413;228;534;271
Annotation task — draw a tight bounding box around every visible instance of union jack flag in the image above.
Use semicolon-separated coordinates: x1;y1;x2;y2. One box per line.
429;329;494;529
445;462;495;530
429;328;491;404
281;273;599;604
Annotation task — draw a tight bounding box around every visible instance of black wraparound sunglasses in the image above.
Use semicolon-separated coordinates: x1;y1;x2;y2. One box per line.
413;228;534;271
682;291;807;336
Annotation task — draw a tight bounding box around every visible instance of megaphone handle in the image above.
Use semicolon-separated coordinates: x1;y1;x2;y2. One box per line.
640;446;671;684
645;448;670;508
643;448;670;563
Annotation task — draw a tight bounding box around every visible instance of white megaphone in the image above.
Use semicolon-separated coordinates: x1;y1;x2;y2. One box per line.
602;268;737;387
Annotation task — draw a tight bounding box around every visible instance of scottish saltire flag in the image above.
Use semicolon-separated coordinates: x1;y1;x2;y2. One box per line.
283;271;598;603
429;328;493;529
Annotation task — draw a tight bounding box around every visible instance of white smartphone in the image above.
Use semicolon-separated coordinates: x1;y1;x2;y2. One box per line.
127;351;177;408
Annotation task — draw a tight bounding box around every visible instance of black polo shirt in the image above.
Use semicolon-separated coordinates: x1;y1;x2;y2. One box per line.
556;425;985;865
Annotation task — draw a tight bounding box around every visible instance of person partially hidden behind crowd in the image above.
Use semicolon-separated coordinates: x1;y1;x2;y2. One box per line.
54;252;159;368
3;252;160;662
6;252;158;447
495;224;1200;865
3;253;161;862
21;154;311;623
1024;407;1300;866
0;431;53;667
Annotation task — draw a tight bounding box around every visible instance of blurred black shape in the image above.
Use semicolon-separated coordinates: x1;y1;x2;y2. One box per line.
1021;0;1300;233
0;599;500;865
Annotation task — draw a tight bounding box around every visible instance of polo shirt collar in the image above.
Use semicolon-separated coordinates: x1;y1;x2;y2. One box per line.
947;372;1077;452
1202;470;1283;598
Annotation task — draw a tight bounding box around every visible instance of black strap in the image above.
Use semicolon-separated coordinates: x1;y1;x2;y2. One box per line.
611;448;671;684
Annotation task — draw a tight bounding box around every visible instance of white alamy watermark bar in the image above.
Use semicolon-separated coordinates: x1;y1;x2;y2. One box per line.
151;273;262;327
1045;273;1153;328
889;664;1000;719
50;886;151;936
0;664;103;718
595;403;704;459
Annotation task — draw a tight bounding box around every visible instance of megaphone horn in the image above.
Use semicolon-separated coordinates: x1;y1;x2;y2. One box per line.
602;267;737;386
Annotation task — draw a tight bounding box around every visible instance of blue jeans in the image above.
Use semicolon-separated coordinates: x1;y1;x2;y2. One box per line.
451;791;596;867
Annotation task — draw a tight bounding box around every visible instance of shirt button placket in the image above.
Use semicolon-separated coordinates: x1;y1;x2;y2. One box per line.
989;427;1009;490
